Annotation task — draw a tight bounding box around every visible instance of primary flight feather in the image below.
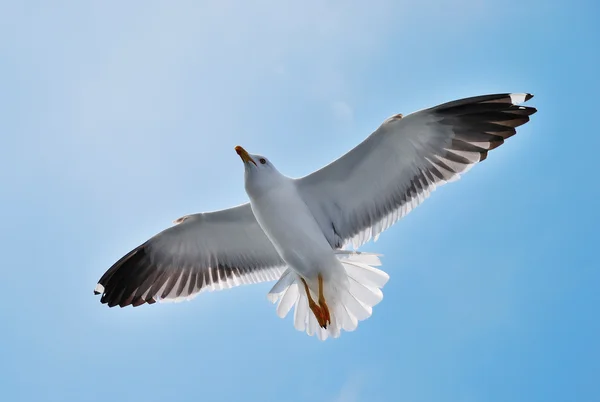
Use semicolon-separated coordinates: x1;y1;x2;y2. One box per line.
94;93;537;340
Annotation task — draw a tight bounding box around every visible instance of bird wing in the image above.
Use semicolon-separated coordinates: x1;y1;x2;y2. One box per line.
296;93;537;249
94;203;286;307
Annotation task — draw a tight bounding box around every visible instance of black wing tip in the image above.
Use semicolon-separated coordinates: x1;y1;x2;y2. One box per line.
440;92;537;165
434;92;536;114
525;106;538;116
479;150;489;162
96;297;151;308
94;245;155;308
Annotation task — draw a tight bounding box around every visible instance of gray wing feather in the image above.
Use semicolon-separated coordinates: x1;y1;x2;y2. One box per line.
297;93;536;249
94;203;286;307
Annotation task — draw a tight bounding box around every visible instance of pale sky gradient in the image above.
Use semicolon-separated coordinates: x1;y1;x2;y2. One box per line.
2;1;599;401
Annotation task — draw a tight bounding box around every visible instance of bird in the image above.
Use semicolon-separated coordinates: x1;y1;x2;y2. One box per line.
94;92;537;340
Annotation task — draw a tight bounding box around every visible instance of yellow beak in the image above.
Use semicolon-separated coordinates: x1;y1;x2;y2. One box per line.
235;145;256;166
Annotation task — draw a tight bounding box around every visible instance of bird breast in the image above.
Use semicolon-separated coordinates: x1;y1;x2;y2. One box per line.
248;181;338;278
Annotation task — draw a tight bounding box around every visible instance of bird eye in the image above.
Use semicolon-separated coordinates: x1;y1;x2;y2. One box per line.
259;158;267;164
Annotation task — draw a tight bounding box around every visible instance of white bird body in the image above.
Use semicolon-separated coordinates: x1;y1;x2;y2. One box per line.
94;93;537;341
247;172;342;283
244;159;382;339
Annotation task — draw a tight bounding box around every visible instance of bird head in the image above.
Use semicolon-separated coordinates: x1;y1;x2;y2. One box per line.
235;145;282;196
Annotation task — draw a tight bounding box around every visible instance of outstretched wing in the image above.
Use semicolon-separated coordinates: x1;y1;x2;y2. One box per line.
297;93;537;249
94;203;286;307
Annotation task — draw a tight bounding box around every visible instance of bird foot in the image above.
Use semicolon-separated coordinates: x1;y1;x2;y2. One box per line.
308;300;330;329
301;275;331;329
318;296;331;328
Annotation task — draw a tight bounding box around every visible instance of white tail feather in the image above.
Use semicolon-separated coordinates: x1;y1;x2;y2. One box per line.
267;251;389;340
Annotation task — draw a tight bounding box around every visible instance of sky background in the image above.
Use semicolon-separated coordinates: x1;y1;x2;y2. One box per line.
2;1;599;401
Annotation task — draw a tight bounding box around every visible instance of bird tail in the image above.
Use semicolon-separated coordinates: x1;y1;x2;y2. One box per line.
267;251;389;340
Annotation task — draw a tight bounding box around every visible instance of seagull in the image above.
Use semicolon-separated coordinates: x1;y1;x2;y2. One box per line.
94;93;536;340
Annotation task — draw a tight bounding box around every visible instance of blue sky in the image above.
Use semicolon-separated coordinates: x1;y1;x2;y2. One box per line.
2;1;599;401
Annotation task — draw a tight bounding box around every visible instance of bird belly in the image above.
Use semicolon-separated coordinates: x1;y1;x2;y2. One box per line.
250;185;340;280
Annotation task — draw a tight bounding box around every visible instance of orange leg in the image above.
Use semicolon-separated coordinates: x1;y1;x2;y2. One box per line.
300;275;331;329
318;274;331;327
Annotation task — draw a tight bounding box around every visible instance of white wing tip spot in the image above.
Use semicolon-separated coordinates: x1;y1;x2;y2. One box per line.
94;283;105;295
509;93;532;105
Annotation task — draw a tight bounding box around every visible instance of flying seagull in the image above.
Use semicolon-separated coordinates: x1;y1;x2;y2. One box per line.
94;93;536;340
